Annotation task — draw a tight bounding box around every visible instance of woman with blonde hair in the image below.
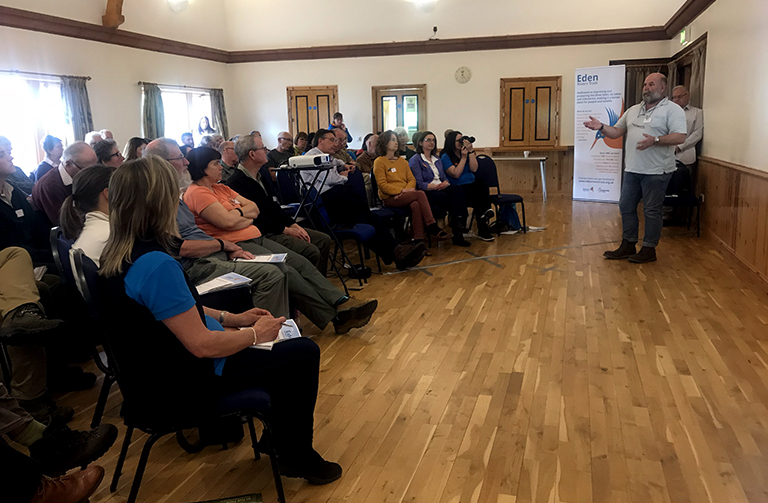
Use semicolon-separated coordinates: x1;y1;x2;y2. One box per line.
98;156;342;485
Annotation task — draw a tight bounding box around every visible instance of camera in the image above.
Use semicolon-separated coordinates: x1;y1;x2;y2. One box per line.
462;135;476;144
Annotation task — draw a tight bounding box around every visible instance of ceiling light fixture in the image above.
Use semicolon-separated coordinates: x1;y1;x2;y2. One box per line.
407;0;438;13
168;0;190;13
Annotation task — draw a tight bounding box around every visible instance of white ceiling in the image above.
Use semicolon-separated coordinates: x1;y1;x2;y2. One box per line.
2;0;687;51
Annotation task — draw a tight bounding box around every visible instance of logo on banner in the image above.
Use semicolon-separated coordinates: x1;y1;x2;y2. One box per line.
590;101;625;150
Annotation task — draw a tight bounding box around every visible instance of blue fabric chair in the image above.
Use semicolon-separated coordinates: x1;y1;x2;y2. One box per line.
71;250;286;503
50;227;116;428
475;155;527;234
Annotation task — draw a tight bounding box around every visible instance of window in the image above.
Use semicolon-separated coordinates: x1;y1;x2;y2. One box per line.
500;77;561;148
160;88;212;145
372;85;427;138
0;74;74;174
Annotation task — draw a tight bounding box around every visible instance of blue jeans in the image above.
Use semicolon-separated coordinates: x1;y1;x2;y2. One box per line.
619;171;673;248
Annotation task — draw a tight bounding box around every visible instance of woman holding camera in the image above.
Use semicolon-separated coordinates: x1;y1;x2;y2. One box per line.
373;131;448;245
440;131;494;241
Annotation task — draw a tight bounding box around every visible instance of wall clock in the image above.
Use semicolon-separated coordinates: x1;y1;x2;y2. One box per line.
455;66;472;84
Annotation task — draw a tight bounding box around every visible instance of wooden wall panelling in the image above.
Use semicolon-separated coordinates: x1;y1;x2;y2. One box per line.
698;156;768;283
492;148;573;196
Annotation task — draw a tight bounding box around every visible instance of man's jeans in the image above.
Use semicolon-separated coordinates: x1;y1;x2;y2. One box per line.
619;171;673;248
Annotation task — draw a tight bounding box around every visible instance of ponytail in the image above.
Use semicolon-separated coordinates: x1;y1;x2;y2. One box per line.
59;194;84;240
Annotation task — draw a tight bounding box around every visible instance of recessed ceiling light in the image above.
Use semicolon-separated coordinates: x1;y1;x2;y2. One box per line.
168;0;190;13
406;0;438;13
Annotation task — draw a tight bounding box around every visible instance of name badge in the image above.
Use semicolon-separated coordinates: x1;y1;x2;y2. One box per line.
644;116;652;123
389;167;397;173
15;209;24;218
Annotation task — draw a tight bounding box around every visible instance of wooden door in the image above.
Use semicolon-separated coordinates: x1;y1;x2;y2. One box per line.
372;85;427;138
287;86;338;137
500;77;560;148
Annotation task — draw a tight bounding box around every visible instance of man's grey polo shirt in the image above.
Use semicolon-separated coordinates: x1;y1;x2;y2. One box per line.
615;97;687;175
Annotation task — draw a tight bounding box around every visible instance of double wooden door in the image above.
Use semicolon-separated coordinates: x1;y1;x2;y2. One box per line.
287;86;339;136
500;77;561;148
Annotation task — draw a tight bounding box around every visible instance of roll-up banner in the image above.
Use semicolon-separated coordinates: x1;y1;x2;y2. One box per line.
573;65;625;202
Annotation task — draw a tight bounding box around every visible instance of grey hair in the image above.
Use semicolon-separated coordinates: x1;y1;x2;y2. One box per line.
84;131;102;146
0;136;10;148
93;138;118;164
62;142;95;165
199;135;215;148
218;140;233;154
143;138;180;159
672;85;688;93
234;134;257;163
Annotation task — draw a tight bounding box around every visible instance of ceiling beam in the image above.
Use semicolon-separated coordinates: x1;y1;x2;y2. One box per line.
102;0;125;29
0;1;717;64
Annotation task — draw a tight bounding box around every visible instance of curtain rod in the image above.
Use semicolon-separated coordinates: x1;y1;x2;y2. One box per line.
0;69;91;81
138;81;222;92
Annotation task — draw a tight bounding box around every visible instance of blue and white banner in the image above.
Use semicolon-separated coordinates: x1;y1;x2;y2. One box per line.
573;65;625;202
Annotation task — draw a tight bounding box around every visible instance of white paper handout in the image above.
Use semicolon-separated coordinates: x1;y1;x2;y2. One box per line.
195;272;251;295
233;254;287;264
250;319;301;350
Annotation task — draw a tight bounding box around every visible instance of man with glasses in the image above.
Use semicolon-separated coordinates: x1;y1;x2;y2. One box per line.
31;142;97;225
217;141;238;182
671;85;703;187
584;73;687;263
331;128;356;168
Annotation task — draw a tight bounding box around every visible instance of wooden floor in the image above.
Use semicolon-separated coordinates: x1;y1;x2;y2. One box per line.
58;195;768;503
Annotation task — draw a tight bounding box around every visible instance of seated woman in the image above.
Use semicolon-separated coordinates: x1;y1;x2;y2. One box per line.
122;137;149;161
183;147;377;334
60;165;115;266
394;127;417;160
98;156;341;484
372;131;448;247
440;131;494;242
31;135;63;182
408;131;471;247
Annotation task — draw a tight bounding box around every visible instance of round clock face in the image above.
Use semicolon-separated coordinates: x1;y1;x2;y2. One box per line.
455;66;472;84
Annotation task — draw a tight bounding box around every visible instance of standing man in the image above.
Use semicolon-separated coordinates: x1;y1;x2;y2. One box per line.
584;73;687;263
671;85;704;187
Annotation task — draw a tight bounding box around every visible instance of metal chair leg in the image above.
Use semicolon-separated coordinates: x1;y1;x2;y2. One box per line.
0;343;12;385
257;415;286;503
246;416;261;460
111;426;134;492
91;373;115;428
126;433;164;503
521;201;527;233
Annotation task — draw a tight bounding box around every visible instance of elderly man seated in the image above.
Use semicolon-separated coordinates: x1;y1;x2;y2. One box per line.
32;142;98;225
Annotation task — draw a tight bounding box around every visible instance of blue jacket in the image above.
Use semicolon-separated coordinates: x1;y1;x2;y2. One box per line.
408;154;447;191
328;124;353;143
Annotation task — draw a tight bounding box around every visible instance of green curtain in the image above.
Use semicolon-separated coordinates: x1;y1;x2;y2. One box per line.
60;76;94;142
210;89;229;140
141;83;165;140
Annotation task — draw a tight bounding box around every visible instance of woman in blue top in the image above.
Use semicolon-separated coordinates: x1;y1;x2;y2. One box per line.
408;131;471;247
99;156;342;485
439;131;494;241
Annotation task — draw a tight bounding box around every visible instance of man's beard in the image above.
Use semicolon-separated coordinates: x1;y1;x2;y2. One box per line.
179;170;192;190
642;90;663;105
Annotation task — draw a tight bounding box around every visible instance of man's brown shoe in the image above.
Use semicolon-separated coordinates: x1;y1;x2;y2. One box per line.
603;239;637;260
30;465;105;503
628;246;657;263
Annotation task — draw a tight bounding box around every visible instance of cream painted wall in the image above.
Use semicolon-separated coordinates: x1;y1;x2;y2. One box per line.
228;40;670;150
674;0;767;171
0;0;229;50
0;26;231;147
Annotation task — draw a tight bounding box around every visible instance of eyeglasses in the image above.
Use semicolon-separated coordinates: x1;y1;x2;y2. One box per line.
422;137;436;143
107;151;123;160
278;137;293;142
166;155;186;162
251;147;268;153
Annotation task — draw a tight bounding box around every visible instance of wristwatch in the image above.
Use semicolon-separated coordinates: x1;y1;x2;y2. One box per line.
653;136;660;144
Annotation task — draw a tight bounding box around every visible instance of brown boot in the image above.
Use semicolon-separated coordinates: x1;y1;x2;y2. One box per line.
30;465;105;503
603;239;637;259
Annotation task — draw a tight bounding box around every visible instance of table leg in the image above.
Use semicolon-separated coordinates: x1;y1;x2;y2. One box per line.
540;160;547;202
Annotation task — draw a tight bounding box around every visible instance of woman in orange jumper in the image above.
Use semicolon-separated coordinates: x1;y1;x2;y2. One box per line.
373;131;449;243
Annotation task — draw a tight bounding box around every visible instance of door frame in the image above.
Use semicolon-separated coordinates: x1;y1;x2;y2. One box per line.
371;84;427;135
286;85;339;137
